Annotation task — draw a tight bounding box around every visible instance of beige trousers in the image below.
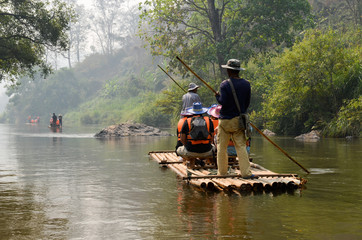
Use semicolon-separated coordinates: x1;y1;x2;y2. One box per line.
217;117;252;177
176;145;215;158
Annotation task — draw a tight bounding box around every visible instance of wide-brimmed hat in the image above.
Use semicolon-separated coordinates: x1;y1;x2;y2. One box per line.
188;82;199;91
186;102;209;115
207;105;221;118
221;59;245;71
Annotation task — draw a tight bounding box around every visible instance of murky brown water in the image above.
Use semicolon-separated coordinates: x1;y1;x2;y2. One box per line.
0;124;361;239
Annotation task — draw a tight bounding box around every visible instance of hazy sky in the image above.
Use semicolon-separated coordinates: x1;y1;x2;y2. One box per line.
76;0;91;7
76;0;143;7
0;0;145;99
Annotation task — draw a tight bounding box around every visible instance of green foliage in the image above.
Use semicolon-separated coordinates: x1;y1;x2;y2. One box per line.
262;28;361;135
67;91;172;127
2;0;360;137
138;92;172;127
2;42;167;125
244;53;280;113
4;68;82;123
324;97;361;137
139;0;312;78
0;0;75;84
66;97;123;125
310;0;361;29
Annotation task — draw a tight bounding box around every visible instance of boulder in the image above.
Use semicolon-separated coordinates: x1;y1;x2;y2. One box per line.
263;129;276;136
94;123;171;138
295;130;320;141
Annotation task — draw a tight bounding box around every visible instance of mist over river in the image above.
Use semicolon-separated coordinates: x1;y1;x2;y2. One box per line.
0;123;361;239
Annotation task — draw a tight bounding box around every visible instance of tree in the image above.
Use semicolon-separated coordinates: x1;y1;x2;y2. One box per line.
345;0;362;26
325;97;361;137
64;2;89;68
139;0;312;77
309;0;361;28
90;0;127;55
263;29;361;135
0;0;75;84
4;68;82;123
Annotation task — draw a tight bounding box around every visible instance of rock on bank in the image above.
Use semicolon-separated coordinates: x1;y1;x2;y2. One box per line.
295;130;320;141
94;123;171;138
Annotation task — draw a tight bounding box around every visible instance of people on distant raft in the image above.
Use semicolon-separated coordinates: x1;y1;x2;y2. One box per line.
58;114;62;127
180;82;201;117
176;102;215;160
215;59;253;178
50;113;57;127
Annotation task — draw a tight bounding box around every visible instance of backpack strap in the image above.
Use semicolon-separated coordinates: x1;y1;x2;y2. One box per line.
228;79;241;114
228;79;250;131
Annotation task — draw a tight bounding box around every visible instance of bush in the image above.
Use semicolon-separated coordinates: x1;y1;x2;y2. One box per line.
324;97;361;137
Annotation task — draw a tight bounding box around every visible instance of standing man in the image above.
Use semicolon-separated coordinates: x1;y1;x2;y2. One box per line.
180;82;201;116
215;59;253;178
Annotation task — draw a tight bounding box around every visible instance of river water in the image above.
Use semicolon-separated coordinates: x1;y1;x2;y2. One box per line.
0;123;361;240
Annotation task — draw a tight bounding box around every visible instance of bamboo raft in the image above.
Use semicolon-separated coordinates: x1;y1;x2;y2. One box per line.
149;150;307;193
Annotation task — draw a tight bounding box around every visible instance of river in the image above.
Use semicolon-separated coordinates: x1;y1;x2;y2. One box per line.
0;123;361;240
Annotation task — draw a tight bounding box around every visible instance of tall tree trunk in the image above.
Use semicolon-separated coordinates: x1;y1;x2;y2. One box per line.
207;0;226;77
67;48;72;69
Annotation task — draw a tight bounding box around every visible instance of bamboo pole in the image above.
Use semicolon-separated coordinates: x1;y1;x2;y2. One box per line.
159;160;184;165
182;173;297;180
249;122;310;174
198;169;238;192
149;150;176;154
184;168;222;191
176;56;218;94
257;178;273;191
157;65;187;93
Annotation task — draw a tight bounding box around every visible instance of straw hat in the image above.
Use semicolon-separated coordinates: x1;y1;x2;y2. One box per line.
207;105;221;118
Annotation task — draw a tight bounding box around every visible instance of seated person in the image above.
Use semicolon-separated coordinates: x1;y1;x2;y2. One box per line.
208;104;237;156
175;113;192;153
176;102;215;159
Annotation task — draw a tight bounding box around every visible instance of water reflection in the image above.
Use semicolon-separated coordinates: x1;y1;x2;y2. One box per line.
0;124;361;239
0;185;69;239
0;125;69;239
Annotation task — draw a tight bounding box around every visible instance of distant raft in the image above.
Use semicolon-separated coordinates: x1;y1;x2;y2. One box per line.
149;151;307;194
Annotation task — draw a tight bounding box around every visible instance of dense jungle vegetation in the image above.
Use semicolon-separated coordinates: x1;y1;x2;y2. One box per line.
0;0;360;137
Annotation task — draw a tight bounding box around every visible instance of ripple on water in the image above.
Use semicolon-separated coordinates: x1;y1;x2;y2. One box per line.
309;168;337;174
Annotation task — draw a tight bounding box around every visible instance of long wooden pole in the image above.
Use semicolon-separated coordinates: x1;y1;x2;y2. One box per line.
176;56;310;174
183;173;298;180
176;56;218;94
157;65;187;93
249;122;310;174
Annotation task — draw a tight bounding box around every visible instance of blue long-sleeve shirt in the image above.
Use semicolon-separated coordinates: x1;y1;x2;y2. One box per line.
215;77;251;119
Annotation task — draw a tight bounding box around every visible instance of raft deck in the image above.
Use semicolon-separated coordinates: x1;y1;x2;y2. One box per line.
149;151;306;193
